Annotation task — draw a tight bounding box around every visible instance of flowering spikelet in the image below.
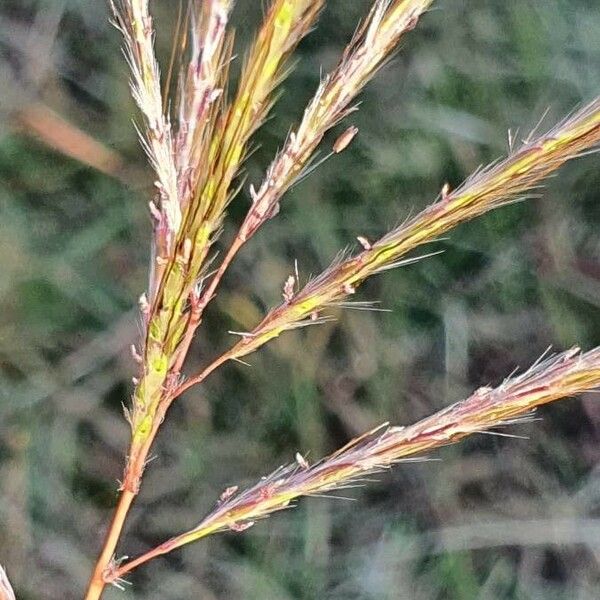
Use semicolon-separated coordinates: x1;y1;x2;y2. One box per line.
107;347;600;579
241;0;434;240
196;97;600;369
111;0;181;243
186;0;325;233
175;0;233;209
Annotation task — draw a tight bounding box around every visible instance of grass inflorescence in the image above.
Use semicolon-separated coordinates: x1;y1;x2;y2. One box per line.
74;1;600;598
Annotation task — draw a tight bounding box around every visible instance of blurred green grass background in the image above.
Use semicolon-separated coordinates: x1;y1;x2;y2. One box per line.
1;1;600;598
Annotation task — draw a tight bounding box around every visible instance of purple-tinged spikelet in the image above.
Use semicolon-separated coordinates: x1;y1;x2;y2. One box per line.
107;347;600;580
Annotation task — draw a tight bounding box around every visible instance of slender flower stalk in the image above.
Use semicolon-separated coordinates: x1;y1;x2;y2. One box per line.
106;346;600;581
179;96;600;393
86;5;185;598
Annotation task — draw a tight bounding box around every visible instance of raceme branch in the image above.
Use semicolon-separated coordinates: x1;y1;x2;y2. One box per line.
108;347;600;581
179;97;600;393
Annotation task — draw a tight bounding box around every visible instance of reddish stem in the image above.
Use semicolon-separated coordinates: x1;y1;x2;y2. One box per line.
83;489;136;600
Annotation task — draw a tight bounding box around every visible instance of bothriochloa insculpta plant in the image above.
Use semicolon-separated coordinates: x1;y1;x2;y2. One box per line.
66;1;600;598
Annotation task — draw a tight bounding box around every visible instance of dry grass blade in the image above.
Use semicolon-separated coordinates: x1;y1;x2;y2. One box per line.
16;103;125;180
108;346;600;580
0;566;15;600
176;97;600;386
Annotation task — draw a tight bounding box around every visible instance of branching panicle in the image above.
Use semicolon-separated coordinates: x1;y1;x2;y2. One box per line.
84;1;600;597
119;1;324;493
